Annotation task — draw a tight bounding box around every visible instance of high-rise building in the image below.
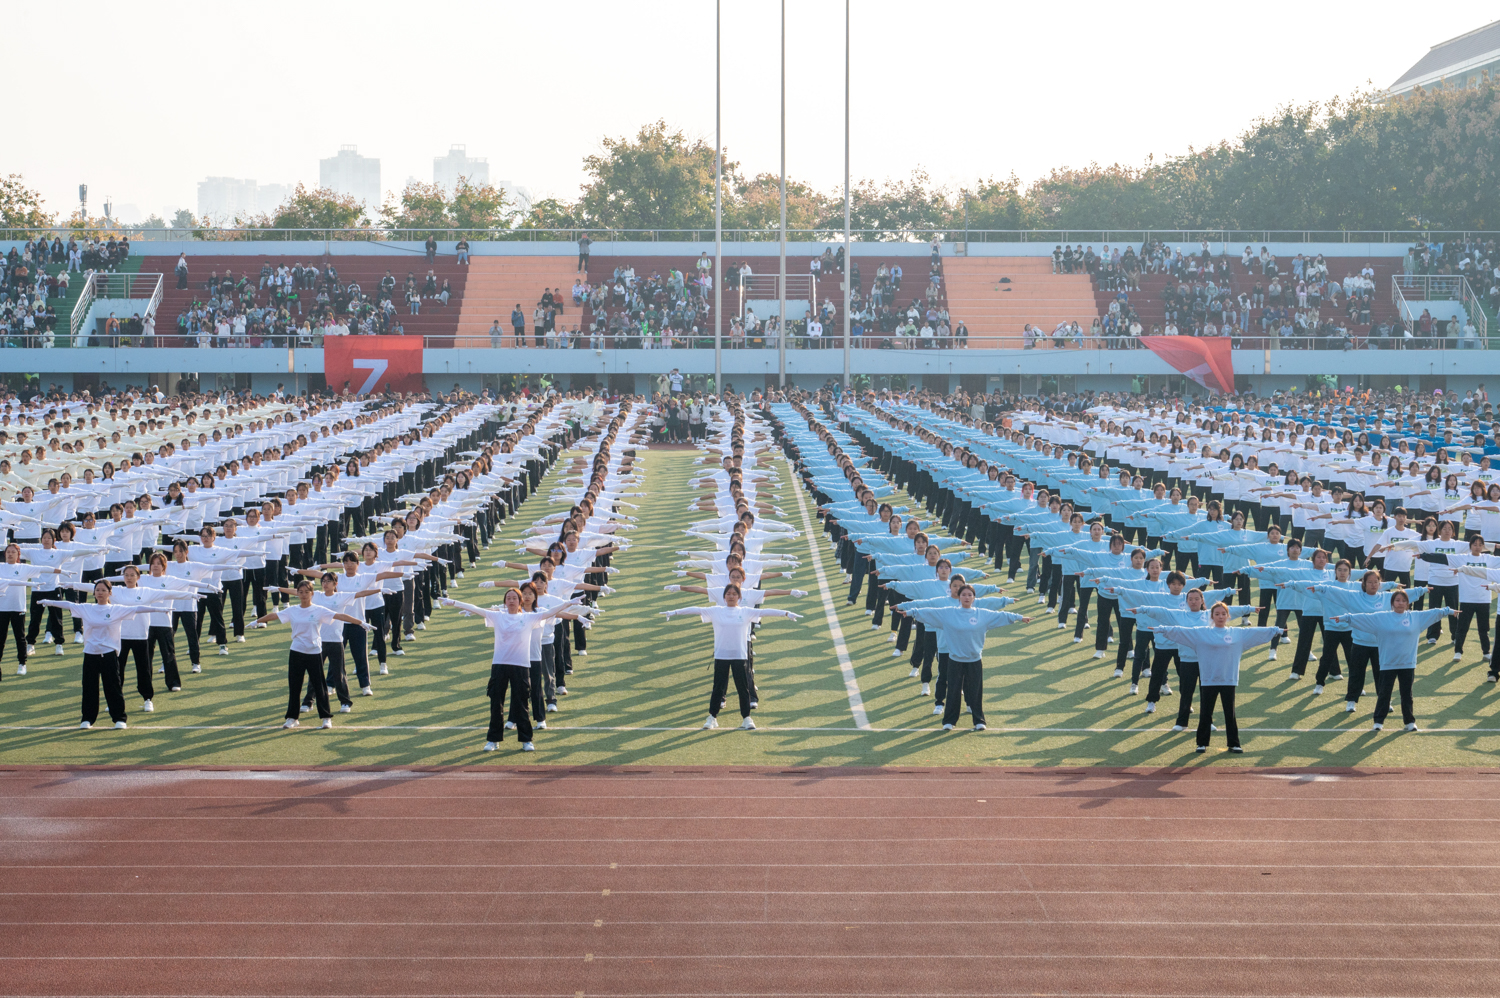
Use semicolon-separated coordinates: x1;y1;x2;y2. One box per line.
496;180;533;215
197;177;261;223
433;145;490;196
319;145;382;210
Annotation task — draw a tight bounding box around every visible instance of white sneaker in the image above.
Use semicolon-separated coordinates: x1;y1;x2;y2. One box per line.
942;723;954;731
79;720;91;730
16;664;26;675
40;634;52;645
1405;723;1419;731
483;741;497;751
1113;669;1124;678
920;683;930;696
1161;685;1172;695
1313;684;1323;694
504;720;516;730
1288;670;1299;680
25;644;34;656
169;687;180;692
556;686;568;695
218;646;229;656
53;646;64;656
394;649;406;656
520;741;535;751
536;720;547;729
749;700;758;709
1093;651;1105;659
892;649;900;657
191;664;202;673
1372;722;1383;731
1345;702;1357;712
320;718;333;729
546;703;558;712
73;633;83;644
339;704;352;713
236;636;246;643
932;704;943;715
703;715;719;729
361;687;373;696
740;717;756;730
1056;622;1065;629
299;703;311;713
1267;649;1277;661
379;664;389;675
1141;669;1151;678
908;667;920;678
404;633;416;642
1171;724;1185;732
114;721;127;730
1453;652;1463;662
142;700;153;713
1130;684;1138;695
1126;649;1134;659
1144;703;1156;714
887;633;896;643
416;622;426;631
973;723;986;731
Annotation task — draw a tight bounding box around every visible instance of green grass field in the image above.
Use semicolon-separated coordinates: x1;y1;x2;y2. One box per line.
3;447;1500;768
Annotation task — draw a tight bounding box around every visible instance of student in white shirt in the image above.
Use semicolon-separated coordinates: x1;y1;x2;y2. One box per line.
38;580;160;729
440;588;582;752
254;578;371;729
661;584;801;730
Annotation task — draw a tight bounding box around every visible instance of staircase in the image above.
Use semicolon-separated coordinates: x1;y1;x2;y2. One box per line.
455;256;583;347
943;257;1099;346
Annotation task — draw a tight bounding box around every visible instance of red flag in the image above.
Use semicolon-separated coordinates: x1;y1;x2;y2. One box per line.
324;335;426;396
1139;336;1235;394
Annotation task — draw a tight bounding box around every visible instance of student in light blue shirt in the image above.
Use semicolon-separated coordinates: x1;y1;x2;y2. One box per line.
1150;602;1282;753
1330;588;1456;731
903;585;1032;731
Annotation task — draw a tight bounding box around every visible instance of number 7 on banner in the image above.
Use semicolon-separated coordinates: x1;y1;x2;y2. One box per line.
352;359;389;395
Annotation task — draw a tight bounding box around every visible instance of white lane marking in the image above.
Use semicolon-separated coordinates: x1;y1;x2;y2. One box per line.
786;455;871;729
5;724;1500;734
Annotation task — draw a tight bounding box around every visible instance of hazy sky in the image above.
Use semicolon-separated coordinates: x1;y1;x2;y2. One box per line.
11;1;1497;222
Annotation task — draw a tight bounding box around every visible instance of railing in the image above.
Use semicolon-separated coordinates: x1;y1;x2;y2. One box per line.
4;227;1497;245
1391;273;1487;343
66;271;165;346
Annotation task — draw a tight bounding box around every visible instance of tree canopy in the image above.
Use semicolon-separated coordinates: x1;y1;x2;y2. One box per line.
540;82;1500;235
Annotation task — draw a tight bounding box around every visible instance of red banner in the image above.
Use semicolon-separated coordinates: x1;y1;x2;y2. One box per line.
1138;335;1235;394
323;336;426;396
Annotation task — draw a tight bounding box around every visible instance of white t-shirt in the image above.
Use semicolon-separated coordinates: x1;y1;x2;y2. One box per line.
668;605;793;660
275;604;341;655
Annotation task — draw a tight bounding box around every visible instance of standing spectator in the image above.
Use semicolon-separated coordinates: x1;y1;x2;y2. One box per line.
489;320;503;349
424;236;437;263
511;305;525;347
533;302;546;347
577;233;592;273
174;254;188;289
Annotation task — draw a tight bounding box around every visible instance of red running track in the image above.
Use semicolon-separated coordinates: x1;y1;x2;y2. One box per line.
3;765;1500;997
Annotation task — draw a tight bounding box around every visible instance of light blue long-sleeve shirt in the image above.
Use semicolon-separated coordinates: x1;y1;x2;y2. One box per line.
1328;609;1453;669
901;607;1026;661
1147;626;1283;684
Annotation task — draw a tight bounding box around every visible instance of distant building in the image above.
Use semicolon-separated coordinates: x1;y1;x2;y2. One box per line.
319;146;382;211
197;177;264;224
496;180;533;215
1389;19;1500;96
433;145;490;196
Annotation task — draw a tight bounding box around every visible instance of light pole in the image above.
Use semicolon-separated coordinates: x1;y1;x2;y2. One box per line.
777;0;787;390
841;0;851;393
714;0;722;395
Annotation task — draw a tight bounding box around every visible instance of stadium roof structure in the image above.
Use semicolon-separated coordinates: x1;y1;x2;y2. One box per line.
1389;19;1500;95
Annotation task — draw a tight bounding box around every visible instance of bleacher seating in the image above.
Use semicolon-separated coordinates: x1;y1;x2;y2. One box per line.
142;253;468;346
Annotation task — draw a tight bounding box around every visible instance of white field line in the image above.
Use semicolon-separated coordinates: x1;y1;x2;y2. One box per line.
786;456;871;729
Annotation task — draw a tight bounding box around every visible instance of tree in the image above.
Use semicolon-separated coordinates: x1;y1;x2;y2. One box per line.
256;184;369;232
0;174;53;229
170;209;198;230
450;176;515;230
380;181;450;231
578;120;732;232
845;170;952;238
517;197;585;231
728;173;828;235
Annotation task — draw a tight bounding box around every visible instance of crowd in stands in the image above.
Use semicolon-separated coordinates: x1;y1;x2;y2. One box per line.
168;258;455;348
3;238;135;348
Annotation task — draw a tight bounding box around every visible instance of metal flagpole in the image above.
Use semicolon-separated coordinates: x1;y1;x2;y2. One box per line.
842;0;851;393
777;0;787;390
714;0;722;396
